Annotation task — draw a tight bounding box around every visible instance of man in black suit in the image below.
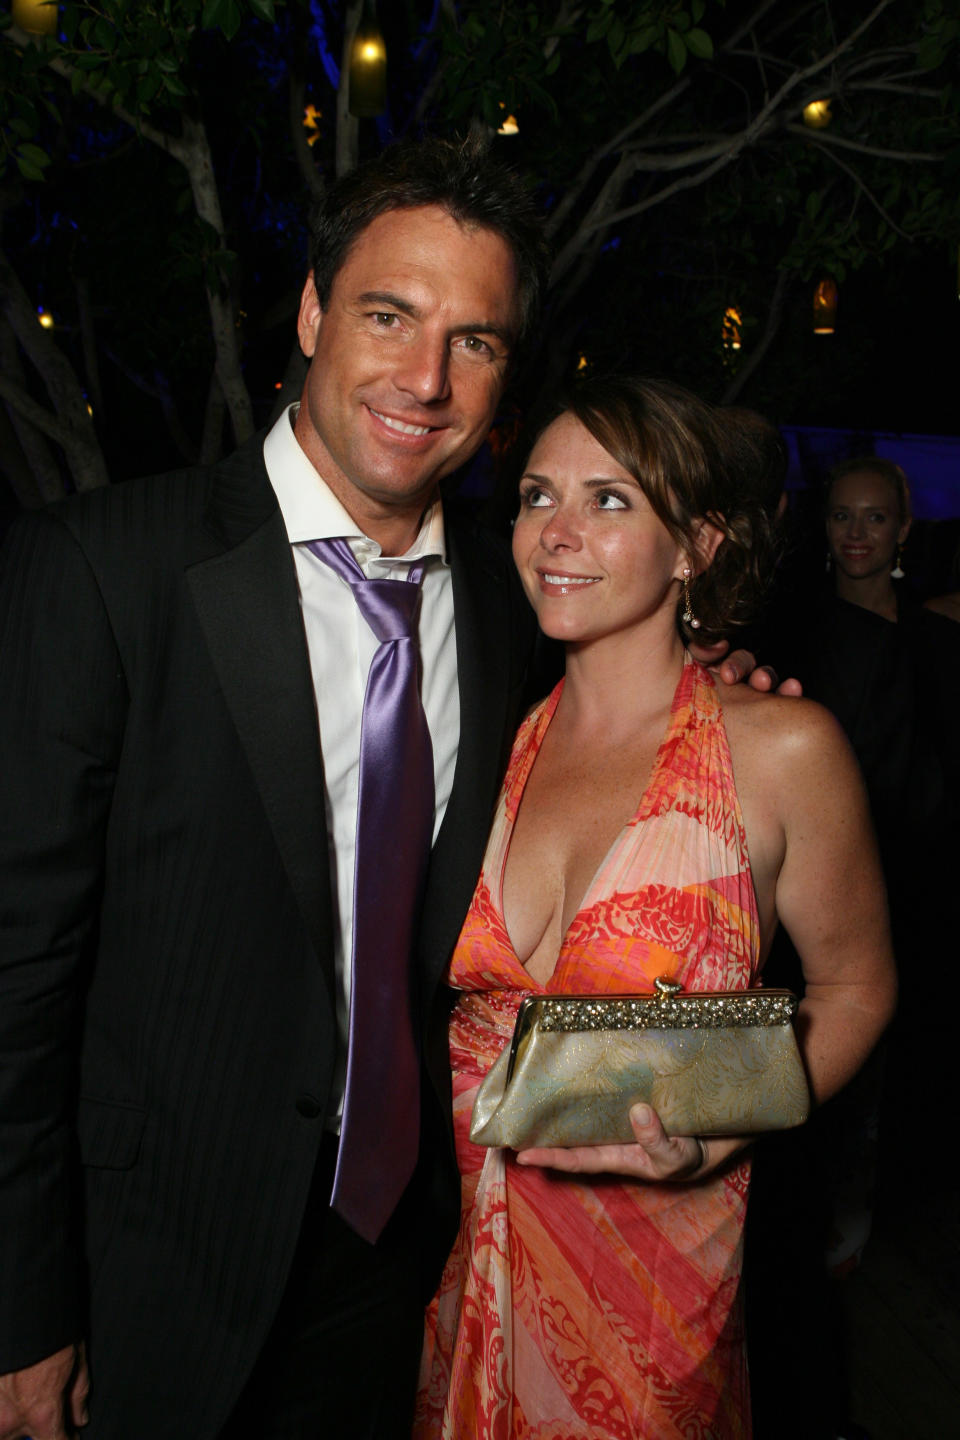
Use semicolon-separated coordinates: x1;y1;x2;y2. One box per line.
0;137;546;1440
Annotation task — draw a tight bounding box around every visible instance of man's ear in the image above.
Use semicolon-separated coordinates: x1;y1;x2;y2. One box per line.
297;271;323;359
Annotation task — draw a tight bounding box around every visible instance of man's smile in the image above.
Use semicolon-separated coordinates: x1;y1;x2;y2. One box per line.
369;407;436;437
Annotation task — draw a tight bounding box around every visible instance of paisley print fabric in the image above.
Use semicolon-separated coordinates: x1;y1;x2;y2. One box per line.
415;655;759;1439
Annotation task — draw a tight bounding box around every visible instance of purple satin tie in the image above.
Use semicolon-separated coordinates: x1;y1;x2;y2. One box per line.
308;537;434;1243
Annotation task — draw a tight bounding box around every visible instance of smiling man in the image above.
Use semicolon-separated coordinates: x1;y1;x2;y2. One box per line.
294;204;519;552
0;137;547;1440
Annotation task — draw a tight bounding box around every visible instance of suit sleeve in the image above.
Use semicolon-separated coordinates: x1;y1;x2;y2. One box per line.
0;510;128;1373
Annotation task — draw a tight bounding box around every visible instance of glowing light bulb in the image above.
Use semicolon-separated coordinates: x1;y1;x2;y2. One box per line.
803;99;832;129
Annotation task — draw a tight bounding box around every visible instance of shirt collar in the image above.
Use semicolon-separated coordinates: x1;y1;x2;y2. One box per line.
263;403;448;564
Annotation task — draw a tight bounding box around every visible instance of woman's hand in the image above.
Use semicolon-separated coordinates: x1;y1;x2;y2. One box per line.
515;1104;747;1182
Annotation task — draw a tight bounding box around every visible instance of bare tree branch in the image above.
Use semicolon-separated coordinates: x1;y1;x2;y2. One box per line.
804;137;912;240
720;265;792;405
0;370;78;448
553;0;902;278
545;0;789;241
102;346;200;464
843;81;942;97
336;0;361;178
0;321;63;503
6;27;255;448
6;26;190;160
288;7;327;208
0;243;109;491
783;122;940;163
199;368;226;466
544;2;584;62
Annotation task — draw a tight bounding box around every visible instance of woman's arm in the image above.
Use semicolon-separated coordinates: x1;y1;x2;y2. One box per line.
768;702;896;1103
518;698;896;1182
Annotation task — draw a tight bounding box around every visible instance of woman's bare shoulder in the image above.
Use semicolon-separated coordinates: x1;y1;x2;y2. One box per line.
715;683;853;778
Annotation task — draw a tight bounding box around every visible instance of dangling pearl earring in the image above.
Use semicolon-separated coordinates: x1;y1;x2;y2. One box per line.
825;551;832;574
891;546;905;580
682;567;701;629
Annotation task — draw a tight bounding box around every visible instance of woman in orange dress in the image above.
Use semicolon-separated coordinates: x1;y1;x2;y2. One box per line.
414;378;896;1440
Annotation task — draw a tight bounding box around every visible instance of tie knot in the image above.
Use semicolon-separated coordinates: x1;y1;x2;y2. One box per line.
308;537;424;645
350;573;422;644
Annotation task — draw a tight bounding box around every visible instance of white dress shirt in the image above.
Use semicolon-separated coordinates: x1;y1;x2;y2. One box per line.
263;404;461;1119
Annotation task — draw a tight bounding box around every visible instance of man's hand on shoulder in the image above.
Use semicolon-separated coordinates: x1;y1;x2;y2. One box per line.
0;1343;88;1440
688;639;803;696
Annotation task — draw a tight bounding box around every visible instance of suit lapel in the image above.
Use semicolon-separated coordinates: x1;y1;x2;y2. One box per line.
418;511;530;996
185;441;335;991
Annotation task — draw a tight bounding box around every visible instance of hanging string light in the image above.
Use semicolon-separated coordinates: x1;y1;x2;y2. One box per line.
803;99;832;129
813;278;838;334
302;104;322;147
12;0;57;34
348;0;387;118
722;305;743;352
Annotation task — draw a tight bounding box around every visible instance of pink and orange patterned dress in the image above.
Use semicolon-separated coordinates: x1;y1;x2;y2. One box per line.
415;656;760;1439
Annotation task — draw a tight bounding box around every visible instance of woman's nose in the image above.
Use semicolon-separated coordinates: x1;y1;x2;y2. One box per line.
539;505;580;550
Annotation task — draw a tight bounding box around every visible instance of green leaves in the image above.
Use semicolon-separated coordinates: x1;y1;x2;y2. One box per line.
201;0;242;41
0;0;289;182
15;140;51;180
579;3;716;71
434;1;719;131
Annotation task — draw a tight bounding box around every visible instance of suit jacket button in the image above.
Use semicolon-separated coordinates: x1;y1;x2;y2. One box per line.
296;1094;322;1119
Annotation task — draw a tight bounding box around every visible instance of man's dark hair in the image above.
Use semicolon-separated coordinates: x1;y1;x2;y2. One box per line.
307;135;549;363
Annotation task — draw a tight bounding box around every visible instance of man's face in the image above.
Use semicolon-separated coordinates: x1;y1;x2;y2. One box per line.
294;205;520;538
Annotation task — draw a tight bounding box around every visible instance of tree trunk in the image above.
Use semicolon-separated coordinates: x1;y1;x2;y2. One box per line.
0;327;52;506
0;244;109;493
179;116;255;447
336;0;362;178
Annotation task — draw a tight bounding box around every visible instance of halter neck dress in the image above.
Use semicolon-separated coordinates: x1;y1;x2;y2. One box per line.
415;655;760;1439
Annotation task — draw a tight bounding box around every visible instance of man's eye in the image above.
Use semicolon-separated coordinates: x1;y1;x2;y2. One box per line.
372;312;398;327
457;335;494;359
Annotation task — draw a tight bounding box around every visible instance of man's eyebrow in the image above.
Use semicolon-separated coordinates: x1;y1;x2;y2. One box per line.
355;291;514;350
356;290;421;317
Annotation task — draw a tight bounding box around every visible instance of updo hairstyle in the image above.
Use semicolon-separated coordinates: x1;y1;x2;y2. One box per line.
542;375;778;644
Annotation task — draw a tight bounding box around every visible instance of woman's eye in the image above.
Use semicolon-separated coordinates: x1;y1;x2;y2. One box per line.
520;486;552;508
596;490;628;510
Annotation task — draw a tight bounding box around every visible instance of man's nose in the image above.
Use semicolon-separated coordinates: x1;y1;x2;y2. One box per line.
393;334;451;404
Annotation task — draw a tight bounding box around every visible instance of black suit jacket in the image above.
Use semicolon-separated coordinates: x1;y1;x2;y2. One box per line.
0;434;535;1436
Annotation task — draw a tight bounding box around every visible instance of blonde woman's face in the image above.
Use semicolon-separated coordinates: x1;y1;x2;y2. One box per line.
826;469;910;582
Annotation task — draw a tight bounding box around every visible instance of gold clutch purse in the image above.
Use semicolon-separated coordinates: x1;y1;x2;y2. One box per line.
469;977;810;1149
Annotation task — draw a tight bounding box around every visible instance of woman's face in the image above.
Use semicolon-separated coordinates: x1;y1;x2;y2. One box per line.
511;412;690;647
825;469;910;583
